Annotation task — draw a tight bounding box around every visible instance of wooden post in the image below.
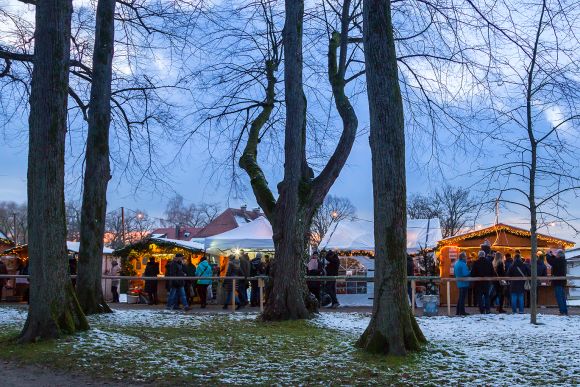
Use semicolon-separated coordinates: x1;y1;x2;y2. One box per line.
446;280;451;316
411;279;416;315
259;278;265;312
232;279;236;312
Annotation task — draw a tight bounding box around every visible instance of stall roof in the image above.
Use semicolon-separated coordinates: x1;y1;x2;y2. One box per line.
2;242;114;256
113;236;204;257
204;216;274;251
320;218;442;253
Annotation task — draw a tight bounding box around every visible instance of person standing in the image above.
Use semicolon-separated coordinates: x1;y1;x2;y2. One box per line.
470;250;494;314
143;257;159;305
239;253;251;306
250;253;265;307
166;254;189;311
195;255;213;308
224;255;242;310
407;255;415;303
507;253;529;314
307;251;323;303
0;259;7;302
492;252;506;313
183;257;197;306
454;252;471;316
324;250;340;309
547;250;568;316
109;260;121;303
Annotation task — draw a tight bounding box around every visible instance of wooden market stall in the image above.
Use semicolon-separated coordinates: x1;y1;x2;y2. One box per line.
437;223;576;306
112;237;205;302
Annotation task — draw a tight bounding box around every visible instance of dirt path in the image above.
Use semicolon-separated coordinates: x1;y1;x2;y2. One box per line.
0;361;137;387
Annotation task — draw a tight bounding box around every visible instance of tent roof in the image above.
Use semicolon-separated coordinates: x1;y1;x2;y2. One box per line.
320;218;442;253
204;217;274;251
66;241;114;255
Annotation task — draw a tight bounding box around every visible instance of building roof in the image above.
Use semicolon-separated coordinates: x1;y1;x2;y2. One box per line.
194;207;263;238
0;230;14;246
150;226;203;241
113;236;204;257
320;218;442;253
438;223;576;249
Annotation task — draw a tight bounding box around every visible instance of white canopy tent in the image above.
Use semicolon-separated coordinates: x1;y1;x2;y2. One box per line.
204;216;274;251
320;218;442;253
66;241;114;255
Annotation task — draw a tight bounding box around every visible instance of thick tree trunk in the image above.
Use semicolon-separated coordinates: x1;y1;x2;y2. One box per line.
261;0;311;321
77;0;116;315
357;0;426;356
20;0;89;343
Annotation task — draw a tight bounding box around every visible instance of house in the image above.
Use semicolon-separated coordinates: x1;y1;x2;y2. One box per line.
150;206;264;241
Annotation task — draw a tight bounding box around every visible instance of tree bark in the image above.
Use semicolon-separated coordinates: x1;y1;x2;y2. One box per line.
20;0;89;343
240;1;359;321
357;0;426;356
76;0;116;315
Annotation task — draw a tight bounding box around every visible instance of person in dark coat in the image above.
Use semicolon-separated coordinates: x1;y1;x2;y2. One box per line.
470;250;495;314
507;254;529;314
307;252;323;303
183;257;197;305
144;257;159;305
166;254;189;311
547;250;568;315
250;253;265;307
239;253;251;306
407;255;415;304
69;255;77;288
224;255;242;310
491;252;506;313
324;250;340;308
0;259;7;302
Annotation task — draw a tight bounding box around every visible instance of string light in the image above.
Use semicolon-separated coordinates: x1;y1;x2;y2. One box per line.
438;223;575;248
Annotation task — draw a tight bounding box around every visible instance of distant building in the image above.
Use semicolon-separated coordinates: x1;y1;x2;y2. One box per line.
151;206;263;240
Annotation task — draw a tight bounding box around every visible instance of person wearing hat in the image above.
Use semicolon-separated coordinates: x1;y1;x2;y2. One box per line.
144;257;160;305
547;250;568;315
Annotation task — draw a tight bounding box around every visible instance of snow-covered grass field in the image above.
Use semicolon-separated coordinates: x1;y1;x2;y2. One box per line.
0;307;578;385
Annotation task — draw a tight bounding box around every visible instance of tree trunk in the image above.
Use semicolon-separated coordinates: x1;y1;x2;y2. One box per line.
20;0;89;343
76;0;116;315
261;0;311;320
357;0;426;356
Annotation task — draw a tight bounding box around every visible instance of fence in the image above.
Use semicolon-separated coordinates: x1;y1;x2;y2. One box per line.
1;274;578;315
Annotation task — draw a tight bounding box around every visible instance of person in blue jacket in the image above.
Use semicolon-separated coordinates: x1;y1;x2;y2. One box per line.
454;252;471;316
195;255;213;309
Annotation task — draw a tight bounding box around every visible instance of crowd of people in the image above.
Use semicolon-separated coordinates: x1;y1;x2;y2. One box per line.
454;240;569;316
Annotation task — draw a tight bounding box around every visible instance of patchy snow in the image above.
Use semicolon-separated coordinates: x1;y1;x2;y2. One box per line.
313;312;580;385
88;309;257;328
0;307;27;326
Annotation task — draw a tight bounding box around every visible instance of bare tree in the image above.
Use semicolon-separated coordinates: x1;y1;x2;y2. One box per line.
470;0;580;324
311;195;356;248
0;201;27;244
65;201;82;241
356;0;426;356
19;0;89;343
162;194;220;228
408;185;477;237
104;208;155;249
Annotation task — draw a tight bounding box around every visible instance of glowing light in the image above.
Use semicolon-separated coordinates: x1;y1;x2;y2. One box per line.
549;222;556;227
331;211;339;219
233;248;241;256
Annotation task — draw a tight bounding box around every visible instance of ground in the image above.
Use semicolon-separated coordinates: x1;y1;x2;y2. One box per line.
0;305;578;386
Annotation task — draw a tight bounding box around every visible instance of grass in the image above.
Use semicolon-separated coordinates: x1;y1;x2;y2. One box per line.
1;309;578;385
0;312;431;386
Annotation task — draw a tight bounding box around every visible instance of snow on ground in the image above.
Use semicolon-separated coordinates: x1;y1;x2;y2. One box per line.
91;308;257;328
0;307;27;326
314;312;580;385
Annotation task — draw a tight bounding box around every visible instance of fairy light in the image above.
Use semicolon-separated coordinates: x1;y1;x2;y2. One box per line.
438;223;575;249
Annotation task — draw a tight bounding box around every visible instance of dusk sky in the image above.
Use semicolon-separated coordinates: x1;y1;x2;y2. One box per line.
1;0;579;244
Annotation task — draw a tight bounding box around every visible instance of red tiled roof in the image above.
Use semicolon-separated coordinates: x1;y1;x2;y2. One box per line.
195;208;263;238
151;226;203;241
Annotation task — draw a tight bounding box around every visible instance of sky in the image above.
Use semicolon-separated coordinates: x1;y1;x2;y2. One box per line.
1;0;579;244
